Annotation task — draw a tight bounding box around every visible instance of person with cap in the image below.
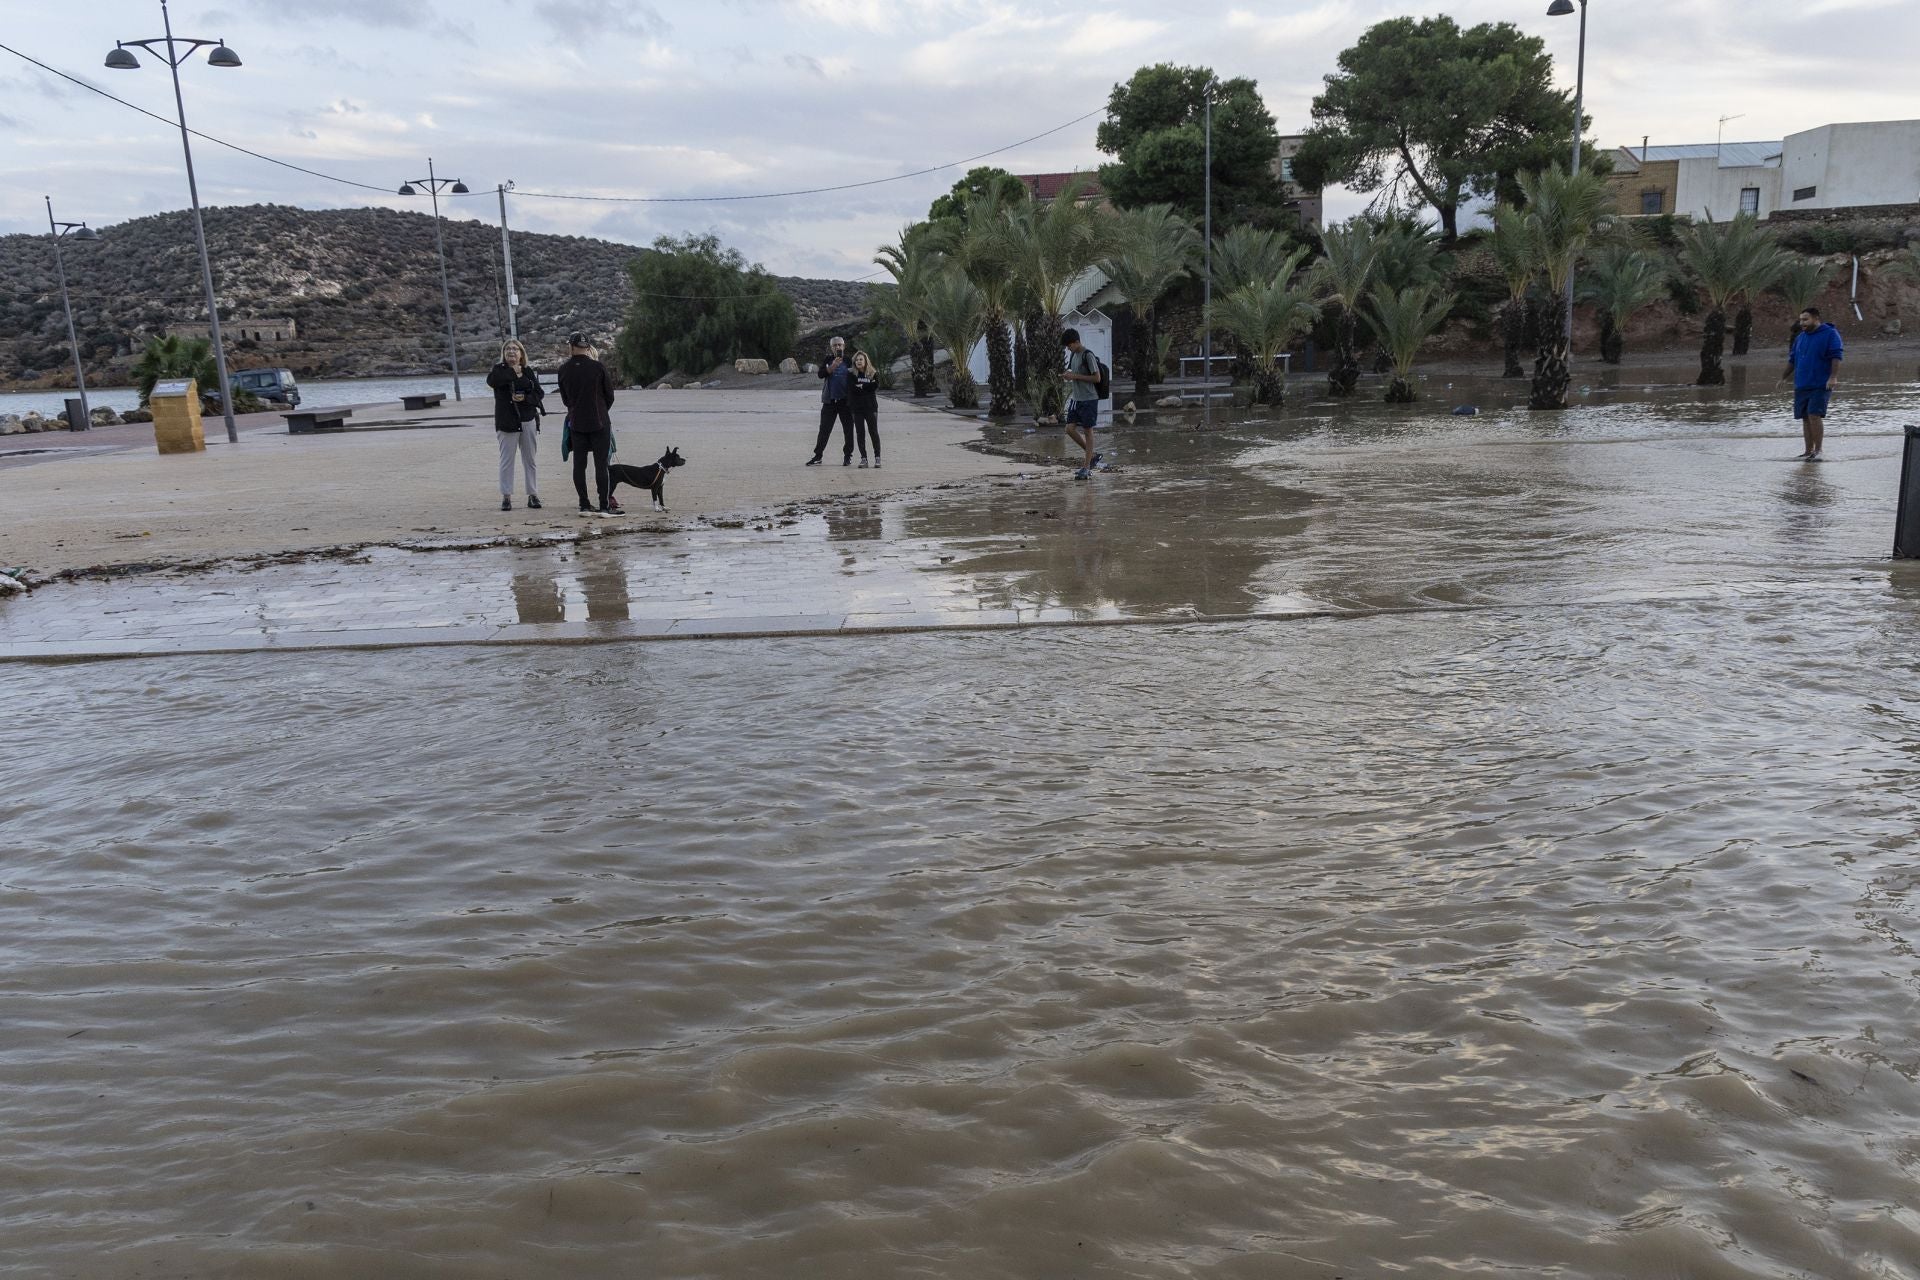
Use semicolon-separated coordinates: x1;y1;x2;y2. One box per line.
557;331;617;514
807;335;856;466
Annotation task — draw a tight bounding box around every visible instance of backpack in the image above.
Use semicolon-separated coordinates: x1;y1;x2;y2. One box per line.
1077;348;1109;398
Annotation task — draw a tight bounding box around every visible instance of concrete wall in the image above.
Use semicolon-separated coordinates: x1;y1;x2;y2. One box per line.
1675;157;1780;222
1782;121;1920;211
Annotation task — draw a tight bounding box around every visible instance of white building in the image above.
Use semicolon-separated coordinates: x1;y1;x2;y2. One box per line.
1607;119;1920;222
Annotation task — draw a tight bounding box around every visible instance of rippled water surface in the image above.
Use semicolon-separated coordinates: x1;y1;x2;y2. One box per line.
6;366;1920;1278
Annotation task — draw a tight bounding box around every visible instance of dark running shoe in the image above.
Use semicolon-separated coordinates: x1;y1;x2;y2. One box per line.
527;495;543;509
500;496;512;511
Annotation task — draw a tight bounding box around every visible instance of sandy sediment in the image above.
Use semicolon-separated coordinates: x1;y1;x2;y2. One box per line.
0;388;1023;577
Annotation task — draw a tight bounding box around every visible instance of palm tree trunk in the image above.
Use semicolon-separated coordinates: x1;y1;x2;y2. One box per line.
1501;299;1527;377
985;314;1016;417
1732;305;1753;356
948;364;980;410
1029;310;1065;421
1599;313;1623;364
911;322;935;398
1385;374;1417;403
1697;309;1727;385
1530;294;1572;409
1012;320;1029;404
1328;308;1361;396
1132;304;1156;403
1251;364;1284;406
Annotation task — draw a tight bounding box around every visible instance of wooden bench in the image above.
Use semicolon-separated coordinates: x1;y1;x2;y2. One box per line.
1179;352;1291;377
401;393;446;411
284;408;352;434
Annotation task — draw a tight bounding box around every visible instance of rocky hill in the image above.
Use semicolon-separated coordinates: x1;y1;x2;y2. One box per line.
0;204;875;385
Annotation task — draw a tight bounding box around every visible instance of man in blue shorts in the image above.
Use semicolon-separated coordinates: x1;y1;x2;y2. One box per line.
1060;328;1102;480
1784;306;1843;461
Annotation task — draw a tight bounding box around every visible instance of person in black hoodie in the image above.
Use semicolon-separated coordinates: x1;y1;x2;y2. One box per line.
557;331;618;514
486;339;544;510
807;335;856;466
849;350;881;468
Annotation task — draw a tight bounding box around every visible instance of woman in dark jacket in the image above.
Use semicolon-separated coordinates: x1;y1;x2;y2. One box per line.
850;350;881;468
486;339;545;510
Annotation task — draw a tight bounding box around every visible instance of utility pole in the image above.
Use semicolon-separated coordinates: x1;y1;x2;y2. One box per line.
1202;77;1215;428
497;181;518;341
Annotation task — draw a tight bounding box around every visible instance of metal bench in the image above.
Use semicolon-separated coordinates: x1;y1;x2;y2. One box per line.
284;408;352;434
1179;352;1292;377
401;393;446;411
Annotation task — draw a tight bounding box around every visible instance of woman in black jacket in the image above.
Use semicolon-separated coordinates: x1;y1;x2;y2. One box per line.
486;339;545;510
850;350;881;468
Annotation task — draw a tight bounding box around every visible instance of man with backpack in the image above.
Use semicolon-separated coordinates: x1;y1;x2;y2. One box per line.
1061;328;1105;481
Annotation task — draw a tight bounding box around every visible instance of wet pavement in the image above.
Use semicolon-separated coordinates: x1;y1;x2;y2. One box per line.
3;362;1915;660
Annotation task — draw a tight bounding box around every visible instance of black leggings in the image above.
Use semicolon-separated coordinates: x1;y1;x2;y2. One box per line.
571;429;610;507
854;406;879;458
813;400;854;460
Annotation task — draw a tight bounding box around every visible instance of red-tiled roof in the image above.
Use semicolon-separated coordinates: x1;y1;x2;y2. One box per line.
1015;172;1104;201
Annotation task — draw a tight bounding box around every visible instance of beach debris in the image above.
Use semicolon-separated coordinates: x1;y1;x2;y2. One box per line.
1451;405;1479;416
0;568;29;595
1156;395;1185;409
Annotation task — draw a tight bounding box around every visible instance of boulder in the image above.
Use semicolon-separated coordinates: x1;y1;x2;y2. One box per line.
734;358;770;375
779;357;800;374
90;406;124;426
0;414;22;435
21;412;45;433
122;407;154;424
1155;394;1185;409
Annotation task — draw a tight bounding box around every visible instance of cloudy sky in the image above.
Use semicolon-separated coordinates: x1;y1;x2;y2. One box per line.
2;0;1914;280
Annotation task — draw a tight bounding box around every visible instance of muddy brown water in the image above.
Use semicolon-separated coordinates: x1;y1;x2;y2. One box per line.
4;364;1920;1278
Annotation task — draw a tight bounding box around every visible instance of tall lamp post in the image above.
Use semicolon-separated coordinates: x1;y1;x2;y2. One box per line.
400;161;469;401
1202;76;1217;428
496;180;519;342
1547;0;1588;345
46;198;99;432
106;1;243;444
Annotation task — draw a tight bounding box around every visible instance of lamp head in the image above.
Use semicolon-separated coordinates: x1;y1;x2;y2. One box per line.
450;181;469;194
104;45;140;70
1547;0;1577;14
398;183;416;196
73;226;99;242
207;44;242;68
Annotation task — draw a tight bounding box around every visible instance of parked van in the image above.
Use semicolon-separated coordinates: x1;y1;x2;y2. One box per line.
230;368;301;407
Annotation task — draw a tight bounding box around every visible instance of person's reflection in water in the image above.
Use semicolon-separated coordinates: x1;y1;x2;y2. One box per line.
509;569;564;625
824;504;883;543
1776;466;1838;551
578;560;633;621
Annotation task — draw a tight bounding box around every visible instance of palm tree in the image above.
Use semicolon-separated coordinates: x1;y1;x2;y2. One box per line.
944;188;1024;416
1770;258;1834;346
1209;227;1303;385
1101;204;1199;403
920;268;989;410
1365;218;1445;372
874;223;943;398
1365;285;1455;403
1578;246;1667;364
132;334;219;405
1211;277;1319;405
1308;221;1378;396
1490;205;1537;378
1730;232;1789;356
1678;213;1780;386
998;179;1114;421
1517;164;1612;409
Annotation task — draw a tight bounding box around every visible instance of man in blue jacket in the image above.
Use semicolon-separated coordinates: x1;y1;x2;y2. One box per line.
1783;307;1843;461
807;336;856;466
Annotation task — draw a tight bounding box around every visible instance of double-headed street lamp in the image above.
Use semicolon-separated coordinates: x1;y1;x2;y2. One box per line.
46;198;99;433
106;0;243;444
399;161;469;402
1548;0;1589;345
1202;76;1217;428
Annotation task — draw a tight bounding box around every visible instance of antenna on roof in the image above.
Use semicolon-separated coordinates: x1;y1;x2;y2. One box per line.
1717;114;1745;163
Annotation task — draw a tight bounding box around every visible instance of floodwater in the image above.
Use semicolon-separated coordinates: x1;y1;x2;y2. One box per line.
5;362;1920;1279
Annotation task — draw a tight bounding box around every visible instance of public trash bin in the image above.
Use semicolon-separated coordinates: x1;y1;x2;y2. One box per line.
150;379;205;455
1897;426;1920;558
63;397;88;433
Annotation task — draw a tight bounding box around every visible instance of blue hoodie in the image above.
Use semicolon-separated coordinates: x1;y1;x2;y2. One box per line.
1787;322;1843;390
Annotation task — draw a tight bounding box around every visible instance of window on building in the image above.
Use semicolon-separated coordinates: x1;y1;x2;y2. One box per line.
1739;187;1760;215
1280;158;1294;184
1793;185;1817;202
1640;190;1663;215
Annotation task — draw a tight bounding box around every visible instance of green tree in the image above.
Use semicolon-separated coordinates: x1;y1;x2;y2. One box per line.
1293;16;1584;240
920;268;989;410
613;234;796;385
1770;258;1835;345
1578;245;1667;364
873;223;944;398
942;186;1026;416
132;334;218;405
928;166;1028;227
1101;204;1199;402
1729;234;1789;356
1095;64;1290;228
1517;164;1611;408
1678;214;1781;386
1308;221;1378;396
998;179;1116;420
1211;276;1318;405
1364;284;1456;402
1490;204;1537;377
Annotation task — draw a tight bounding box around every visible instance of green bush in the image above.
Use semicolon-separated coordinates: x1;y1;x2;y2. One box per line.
613;234;797;385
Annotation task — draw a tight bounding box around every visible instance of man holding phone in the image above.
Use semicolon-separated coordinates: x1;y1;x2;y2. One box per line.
808;335;856;466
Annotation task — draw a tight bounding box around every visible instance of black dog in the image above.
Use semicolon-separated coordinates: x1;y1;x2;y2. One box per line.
608;447;686;512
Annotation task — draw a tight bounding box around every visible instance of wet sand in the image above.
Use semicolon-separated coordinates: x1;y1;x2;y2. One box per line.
0;389;1024;577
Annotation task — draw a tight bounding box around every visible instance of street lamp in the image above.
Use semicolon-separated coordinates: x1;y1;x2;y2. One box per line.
1202;76;1217;427
46;198;99;433
497;180;519;342
1548;0;1588;345
106;0;244;444
399;160;469;401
